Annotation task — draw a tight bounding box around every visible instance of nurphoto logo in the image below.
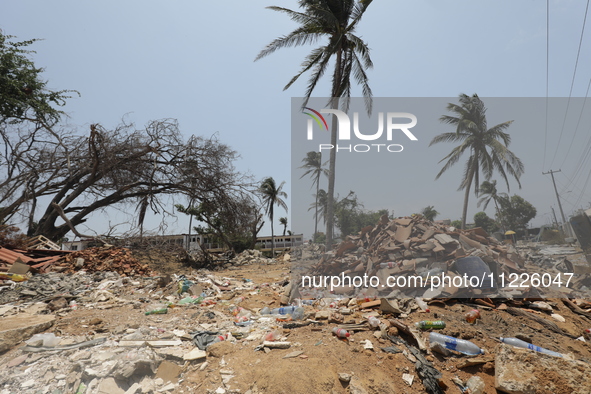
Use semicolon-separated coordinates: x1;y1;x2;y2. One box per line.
303;107;418;153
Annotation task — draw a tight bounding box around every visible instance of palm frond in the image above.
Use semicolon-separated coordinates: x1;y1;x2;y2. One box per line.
351;51;372;114
349;0;374;30
429;131;468;146
284;46;327;92
266;6;321;26
348;33;373;69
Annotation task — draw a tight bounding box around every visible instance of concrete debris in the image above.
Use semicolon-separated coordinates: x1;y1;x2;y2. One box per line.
298;215;591;299
230;249;275;265
495;344;591;394
0;237;590;393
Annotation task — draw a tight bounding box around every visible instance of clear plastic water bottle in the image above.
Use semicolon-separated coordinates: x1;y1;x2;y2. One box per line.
429;332;483;355
208;334;226;347
500;337;563;358
271;306;297;315
260;307;271;315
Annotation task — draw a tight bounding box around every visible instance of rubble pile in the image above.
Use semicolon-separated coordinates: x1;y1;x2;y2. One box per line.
304;215;590;299
312;214;520;277
60;246;153;276
0;238;591;393
0;271;94;305
228;249;275;266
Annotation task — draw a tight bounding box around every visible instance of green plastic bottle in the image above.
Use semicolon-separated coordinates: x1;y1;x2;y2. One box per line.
145;308;168;315
415;320;446;330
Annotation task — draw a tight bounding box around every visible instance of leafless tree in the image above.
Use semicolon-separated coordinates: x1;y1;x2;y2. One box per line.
0;118;252;241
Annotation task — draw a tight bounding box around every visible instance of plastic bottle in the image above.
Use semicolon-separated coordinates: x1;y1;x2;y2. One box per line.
415;297;430;313
69;300;78;310
584;328;591;340
145;308;168;315
367;316;381;328
264;330;281;341
229;306;243;315
291;307;305;321
178;296;204;305
500;337;563;358
465;309;481;324
415;320;446;330
208;334;226;347
0;273;27;282
270;306;297;315
332;327;350;338
378;262;396;269
234;308;252;322
260;307;271;315
429;332;483;355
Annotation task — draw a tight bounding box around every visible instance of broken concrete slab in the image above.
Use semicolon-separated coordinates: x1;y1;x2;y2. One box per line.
147;340;183;348
0;313;55;353
495;344;591;394
97;377;125;394
183;348;207;362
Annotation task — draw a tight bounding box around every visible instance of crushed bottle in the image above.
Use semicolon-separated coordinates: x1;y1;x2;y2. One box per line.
367;316;381;328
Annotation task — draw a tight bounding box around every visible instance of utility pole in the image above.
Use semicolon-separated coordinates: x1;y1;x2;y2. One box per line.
543;169;571;236
551;206;559;228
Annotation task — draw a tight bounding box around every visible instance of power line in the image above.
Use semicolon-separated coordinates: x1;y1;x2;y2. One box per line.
543;0;549;171
549;0;590;168
559;78;591;169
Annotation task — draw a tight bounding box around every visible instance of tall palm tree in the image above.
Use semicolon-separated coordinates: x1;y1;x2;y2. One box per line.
477;180;508;231
259;177;288;256
308;188;329;233
256;0;374;250
430;94;524;229
299;151;328;239
279;217;288;236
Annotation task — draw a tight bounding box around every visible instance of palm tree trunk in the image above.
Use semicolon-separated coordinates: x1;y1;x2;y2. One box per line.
326;47;343;251
494;199;506;233
461;168;475;229
325;103;337;250
270;205;275;257
314;172;320;240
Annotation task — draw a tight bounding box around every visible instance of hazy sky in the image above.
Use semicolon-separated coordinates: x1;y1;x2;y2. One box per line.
2;1;591;238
